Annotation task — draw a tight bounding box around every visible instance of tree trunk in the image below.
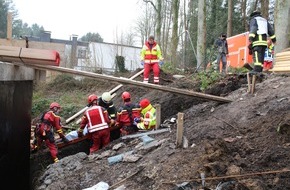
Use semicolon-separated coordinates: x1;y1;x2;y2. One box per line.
156;0;162;42
274;0;290;53
241;0;247;31
227;0;233;37
171;0;180;66
261;0;269;19
197;0;206;70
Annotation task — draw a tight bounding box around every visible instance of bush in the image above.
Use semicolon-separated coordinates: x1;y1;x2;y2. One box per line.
193;68;221;91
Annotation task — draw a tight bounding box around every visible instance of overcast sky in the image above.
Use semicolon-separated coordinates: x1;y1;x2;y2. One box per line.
12;0;141;43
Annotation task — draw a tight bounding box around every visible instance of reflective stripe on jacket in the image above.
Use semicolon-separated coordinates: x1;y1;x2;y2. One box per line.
249;16;276;47
137;104;156;130
82;105;109;133
116;103;141;127
140;41;163;64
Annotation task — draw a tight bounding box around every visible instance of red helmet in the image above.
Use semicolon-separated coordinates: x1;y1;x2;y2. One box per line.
50;102;60;109
122;91;131;101
88;94;98;104
140;98;150;109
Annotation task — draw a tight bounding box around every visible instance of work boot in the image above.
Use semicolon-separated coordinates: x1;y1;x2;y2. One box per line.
53;157;59;163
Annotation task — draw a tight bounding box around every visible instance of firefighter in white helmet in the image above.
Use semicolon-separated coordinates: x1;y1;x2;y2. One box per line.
98;92;119;140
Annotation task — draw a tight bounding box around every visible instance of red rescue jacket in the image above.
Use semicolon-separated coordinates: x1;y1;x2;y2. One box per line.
116;103;141;127
80;105;110;133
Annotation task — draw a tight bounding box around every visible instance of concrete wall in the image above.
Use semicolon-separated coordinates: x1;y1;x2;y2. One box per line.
0;62;34;189
0;80;33;189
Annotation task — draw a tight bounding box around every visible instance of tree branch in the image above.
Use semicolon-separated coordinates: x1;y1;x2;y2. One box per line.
143;0;157;11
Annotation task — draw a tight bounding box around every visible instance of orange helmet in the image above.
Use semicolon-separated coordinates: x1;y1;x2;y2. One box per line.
88;94;98;104
122;91;131;101
140;98;150;109
50;102;60;109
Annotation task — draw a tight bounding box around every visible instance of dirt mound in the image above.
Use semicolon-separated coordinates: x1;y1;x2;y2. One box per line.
31;72;290;190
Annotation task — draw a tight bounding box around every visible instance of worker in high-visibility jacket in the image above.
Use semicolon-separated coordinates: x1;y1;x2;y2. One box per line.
140;35;164;84
78;94;111;154
248;10;276;74
136;98;156;130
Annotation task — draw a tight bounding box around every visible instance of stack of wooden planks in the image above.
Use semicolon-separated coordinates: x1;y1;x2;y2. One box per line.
0;46;60;66
271;48;290;73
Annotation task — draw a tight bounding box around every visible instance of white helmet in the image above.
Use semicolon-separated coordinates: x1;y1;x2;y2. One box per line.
102;92;112;102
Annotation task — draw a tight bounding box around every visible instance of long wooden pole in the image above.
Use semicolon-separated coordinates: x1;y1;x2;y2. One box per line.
19;63;232;103
65;69;144;124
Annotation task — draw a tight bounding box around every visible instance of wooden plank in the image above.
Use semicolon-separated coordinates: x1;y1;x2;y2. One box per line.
275;52;290;57
65;69;144;124
273;61;290;66
0;46;60;66
155;104;161;129
275;57;290;61
109;69;144;94
272;66;290;70
176;112;184;148
66;106;88;124
0;46;22;63
19;63;233;103
56;135;89;149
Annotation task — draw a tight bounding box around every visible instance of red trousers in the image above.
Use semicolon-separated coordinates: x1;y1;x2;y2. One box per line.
263;61;273;71
37;131;58;162
143;63;160;83
89;128;110;154
44;139;58;161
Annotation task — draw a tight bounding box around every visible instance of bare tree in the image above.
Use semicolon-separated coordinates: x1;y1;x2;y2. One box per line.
143;0;162;41
227;0;233;37
241;0;248;31
274;0;290;53
197;0;206;70
171;0;180;66
261;0;269;19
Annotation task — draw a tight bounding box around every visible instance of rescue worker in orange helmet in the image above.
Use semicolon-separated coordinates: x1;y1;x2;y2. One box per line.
34;102;69;163
77;94;111;154
140;35;164;84
134;98;156;130
116;91;141;136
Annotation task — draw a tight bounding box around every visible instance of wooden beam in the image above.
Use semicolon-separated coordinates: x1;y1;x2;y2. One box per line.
155;104;161;129
65;69;144;124
176;112;184;148
56;135;89;149
18;63;232;103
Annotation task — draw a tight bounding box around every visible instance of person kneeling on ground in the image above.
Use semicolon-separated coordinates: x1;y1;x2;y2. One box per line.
135;98;156;130
116;91;141;136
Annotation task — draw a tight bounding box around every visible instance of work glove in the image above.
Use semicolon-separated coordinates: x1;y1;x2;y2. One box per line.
134;117;141;123
159;61;164;66
141;61;144;66
62;136;69;143
77;129;84;137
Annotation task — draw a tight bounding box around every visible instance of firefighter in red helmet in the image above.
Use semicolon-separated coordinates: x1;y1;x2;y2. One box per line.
33;102;69;163
77;94;111;154
116;91;141;135
135;98;156;130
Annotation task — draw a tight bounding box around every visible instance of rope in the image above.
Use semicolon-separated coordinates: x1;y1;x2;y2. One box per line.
161;169;290;184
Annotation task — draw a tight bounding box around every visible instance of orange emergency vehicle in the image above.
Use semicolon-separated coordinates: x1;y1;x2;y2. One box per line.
227;32;253;69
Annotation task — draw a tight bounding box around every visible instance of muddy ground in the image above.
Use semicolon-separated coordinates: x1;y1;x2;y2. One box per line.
31;70;290;190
